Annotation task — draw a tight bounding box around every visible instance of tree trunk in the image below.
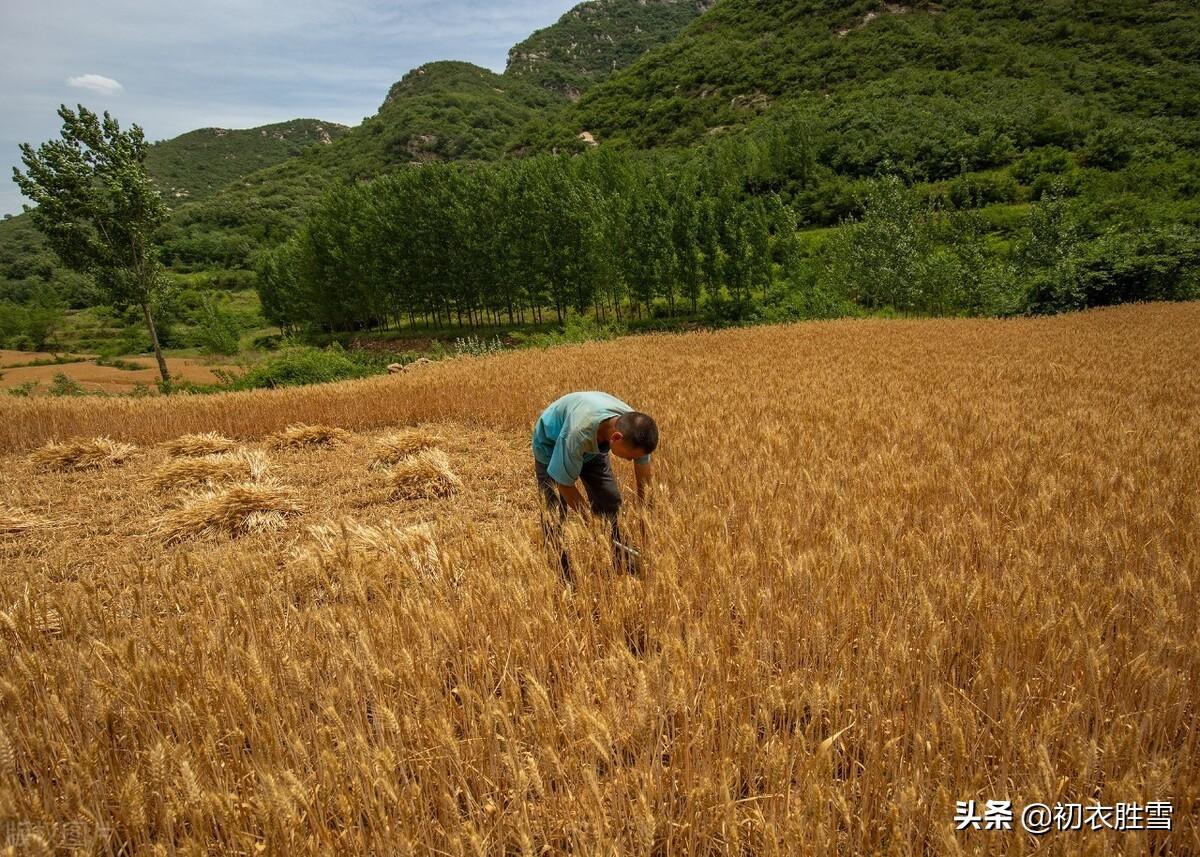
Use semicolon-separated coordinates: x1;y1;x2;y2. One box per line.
142;301;171;388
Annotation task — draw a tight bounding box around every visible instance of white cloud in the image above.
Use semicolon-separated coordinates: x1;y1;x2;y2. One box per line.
66;74;124;95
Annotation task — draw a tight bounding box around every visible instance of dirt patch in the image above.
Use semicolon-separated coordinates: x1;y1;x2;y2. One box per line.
0;357;228;395
0;349;95;368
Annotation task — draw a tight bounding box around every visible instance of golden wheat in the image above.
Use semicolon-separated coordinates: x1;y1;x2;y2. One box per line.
0;303;1196;854
369;427;446;468
384;448;462;500
143;449;270;492
159;431;240;456
0;505;52;536
265;423;353;449
29;436;137;470
154;478;303;542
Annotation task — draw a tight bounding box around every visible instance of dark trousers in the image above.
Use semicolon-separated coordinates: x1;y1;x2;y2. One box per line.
534;454;629;581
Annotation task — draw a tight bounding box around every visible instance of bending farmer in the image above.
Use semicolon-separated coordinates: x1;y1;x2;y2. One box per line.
531;391;658;581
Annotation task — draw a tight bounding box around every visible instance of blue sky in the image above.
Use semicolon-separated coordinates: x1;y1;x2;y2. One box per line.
1;0;579;216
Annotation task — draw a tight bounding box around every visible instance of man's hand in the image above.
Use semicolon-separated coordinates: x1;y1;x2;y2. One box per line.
633;459;654;506
556;482;588;515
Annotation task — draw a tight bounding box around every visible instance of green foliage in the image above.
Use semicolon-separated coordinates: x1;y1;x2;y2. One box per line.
144;119;348;203
535;0;1200;161
265;149;801;333
7;381;37;398
13;104;174;382
225;345;373;390
948;172;1020;209
818;176;1021;316
193;295;243;355
94;356;147;371
1020;190;1200;313
520;316;627;349
1080;125;1135;170
47;372;85;397
6;0;1199;357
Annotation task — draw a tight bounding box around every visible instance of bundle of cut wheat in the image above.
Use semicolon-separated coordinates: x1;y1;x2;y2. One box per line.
385;449;461;501
144;450;270;492
265;424;352;450
30;437;137;471
370;428;445;469
155;479;302;542
160;432;239;457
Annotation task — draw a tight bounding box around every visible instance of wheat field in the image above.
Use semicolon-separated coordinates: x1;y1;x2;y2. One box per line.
0;302;1196;855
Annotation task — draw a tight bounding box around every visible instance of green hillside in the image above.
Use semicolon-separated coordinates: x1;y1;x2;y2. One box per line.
1;117;348;304
520;0;1200;156
506;0;710;99
156;62;561;273
2;0;709;295
145;118;348;203
7;0;1199;364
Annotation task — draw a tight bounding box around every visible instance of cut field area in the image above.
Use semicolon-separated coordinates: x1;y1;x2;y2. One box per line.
0;355;228;395
0;302;1196;854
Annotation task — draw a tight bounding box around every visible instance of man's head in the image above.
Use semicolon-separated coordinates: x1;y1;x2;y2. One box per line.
609;411;658;461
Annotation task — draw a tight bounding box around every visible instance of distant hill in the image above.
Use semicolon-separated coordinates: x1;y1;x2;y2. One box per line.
0;118;346;303
521;0;1200;157
154;62;562;272
2;0;711;291
145;119;348;202
506;0;710;99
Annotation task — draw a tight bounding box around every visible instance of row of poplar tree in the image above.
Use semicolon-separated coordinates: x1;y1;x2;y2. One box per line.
256;148;799;333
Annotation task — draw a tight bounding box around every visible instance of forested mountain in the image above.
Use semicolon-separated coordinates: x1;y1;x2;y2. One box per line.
5;0;1199;354
144;119;348;203
506;0;710;99
0;118;347;304
2;0;706;300
518;0;1200;155
152;62;561;273
258;0;1200;337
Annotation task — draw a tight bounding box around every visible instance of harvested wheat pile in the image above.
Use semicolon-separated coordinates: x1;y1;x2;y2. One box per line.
155;479;302;542
160;432;239;457
295;519;440;573
144;450;270;492
385;449;462;500
370;428;445;469
0;506;52;536
266;424;353;450
29;437;137;471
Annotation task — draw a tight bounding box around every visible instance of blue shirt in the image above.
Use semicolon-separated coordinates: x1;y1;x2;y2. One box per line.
532;391;652;485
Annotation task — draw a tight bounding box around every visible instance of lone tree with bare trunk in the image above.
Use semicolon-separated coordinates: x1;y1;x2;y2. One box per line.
12;104;173;387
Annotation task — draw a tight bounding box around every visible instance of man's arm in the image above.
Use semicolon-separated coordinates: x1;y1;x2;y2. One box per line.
549;427;588;514
555;481;589;515
634;458;654;504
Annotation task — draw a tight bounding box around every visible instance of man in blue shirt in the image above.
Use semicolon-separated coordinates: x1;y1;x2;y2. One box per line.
532;391;658;581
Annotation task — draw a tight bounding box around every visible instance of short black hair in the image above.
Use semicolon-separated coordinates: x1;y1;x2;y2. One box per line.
616;411;658;455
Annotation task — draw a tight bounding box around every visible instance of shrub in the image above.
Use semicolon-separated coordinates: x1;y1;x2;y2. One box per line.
1012;147;1073;185
47;372;85;397
948;173;1019;209
195;296;243;355
228;346;372;390
1080;126;1134;171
